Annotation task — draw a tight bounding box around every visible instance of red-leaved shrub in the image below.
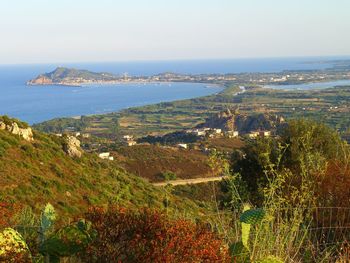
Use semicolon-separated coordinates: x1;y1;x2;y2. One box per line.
0;202;21;228
81;207;230;263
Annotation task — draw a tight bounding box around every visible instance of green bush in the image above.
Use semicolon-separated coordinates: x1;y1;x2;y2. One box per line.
160;171;177;181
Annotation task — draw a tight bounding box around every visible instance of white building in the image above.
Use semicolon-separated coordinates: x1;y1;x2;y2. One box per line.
226;131;239;138
259;131;271;137
248;131;271;139
177;143;188;149
126;140;137;146
123;135;133;141
82;133;91;138
98;152;114;161
248;131;259;139
215;129;222;134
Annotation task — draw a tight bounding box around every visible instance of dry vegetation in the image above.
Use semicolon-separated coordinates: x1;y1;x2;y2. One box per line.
114;145;216;182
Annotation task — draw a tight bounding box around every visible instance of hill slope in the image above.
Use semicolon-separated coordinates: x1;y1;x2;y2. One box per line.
0;118;203;218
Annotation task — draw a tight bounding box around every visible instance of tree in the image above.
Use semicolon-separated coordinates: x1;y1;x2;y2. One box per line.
280;119;345;171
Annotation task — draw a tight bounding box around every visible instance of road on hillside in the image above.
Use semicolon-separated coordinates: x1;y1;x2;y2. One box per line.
152;176;229;186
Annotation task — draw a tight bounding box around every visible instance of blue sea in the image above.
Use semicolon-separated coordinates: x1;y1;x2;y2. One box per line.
0;57;348;124
265;79;350;90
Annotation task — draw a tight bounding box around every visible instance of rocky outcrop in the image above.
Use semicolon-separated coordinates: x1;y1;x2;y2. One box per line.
63;136;82;158
197;109;285;134
0;121;34;141
196;108;236;131
27;75;53;85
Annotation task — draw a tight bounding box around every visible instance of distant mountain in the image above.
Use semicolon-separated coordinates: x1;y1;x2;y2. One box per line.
27;67;120;86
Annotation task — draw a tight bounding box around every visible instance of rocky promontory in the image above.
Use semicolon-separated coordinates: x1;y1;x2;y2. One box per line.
27;67;120;86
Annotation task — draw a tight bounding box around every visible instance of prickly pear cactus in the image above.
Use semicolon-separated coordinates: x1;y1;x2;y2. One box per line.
240;208;265;225
229;241;250;263
40;203;56;239
256;255;284;263
241;203;252;248
40;219;96;258
0;228;31;261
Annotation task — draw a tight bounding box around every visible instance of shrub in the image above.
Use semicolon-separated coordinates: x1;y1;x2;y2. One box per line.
160;171;177;181
81;207;230;262
40;219;96;261
0;228;31;262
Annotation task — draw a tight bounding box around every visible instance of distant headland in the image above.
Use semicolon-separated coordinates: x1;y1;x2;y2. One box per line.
26;67;213;86
27;61;350;87
26;67;122;86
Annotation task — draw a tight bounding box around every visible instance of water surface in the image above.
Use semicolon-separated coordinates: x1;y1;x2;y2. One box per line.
0;57;348;124
265;79;350;90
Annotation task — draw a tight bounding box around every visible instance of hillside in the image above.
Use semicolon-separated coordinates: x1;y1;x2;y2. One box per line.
0;117;204;218
27;67;120;85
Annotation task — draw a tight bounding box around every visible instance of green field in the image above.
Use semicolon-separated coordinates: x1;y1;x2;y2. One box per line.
34;84;350;142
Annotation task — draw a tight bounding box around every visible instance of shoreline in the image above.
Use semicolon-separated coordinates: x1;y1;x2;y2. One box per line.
263;78;350;90
30;82;226;124
24;77;350;125
26;80;224;88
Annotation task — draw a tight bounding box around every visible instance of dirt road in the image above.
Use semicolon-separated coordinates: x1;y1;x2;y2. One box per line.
152;176;229;186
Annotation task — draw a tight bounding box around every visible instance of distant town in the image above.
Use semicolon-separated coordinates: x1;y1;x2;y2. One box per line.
28;61;350;87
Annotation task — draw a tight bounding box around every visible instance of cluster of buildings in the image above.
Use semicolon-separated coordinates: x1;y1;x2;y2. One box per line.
247;130;271;139
54;132;90;138
122;135;137;146
185;128;239;138
185;126;272;140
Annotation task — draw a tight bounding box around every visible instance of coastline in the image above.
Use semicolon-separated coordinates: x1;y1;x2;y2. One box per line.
66;82;226;121
26;80;224;88
25;76;348;124
263;79;350;90
24;81;225;124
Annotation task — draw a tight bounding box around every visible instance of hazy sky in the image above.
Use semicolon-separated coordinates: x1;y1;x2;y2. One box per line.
1;0;350;64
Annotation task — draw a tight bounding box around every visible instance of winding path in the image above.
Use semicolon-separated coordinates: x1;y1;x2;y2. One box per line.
152;176;229;186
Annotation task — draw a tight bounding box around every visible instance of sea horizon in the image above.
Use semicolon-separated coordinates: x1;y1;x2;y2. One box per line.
2;55;350;76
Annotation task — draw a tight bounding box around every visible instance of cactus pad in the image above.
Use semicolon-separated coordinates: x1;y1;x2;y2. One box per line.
240;208;265;225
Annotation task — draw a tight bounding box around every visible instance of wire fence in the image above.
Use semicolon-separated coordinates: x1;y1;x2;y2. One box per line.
6;207;350;262
192;207;350;262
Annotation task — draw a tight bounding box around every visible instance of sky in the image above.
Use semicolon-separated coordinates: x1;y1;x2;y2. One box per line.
0;0;350;64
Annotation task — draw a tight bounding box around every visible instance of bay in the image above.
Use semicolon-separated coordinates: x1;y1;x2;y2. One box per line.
0;57;348;124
